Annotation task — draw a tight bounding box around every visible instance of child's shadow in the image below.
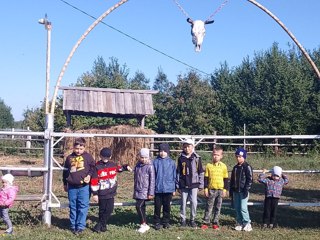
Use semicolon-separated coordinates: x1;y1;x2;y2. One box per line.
87;207;138;227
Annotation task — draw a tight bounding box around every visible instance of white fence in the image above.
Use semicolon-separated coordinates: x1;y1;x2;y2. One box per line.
0;130;319;226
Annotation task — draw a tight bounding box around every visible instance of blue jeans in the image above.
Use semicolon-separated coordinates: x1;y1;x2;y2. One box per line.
68;184;90;230
233;192;251;225
180;188;198;222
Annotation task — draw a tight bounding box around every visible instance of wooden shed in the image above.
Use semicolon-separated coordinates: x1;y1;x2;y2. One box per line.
60;86;158;128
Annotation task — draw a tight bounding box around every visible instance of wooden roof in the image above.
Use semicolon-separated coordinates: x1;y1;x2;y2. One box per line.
60;86;158;117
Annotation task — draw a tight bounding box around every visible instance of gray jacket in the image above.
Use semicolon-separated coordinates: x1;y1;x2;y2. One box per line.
133;161;155;200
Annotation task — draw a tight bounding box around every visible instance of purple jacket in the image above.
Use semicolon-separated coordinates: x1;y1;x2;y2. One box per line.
133;161;155;200
0;185;19;208
258;173;288;198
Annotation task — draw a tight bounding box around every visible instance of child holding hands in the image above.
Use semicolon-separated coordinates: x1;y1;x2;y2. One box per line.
0;174;18;235
91;147;132;233
133;148;155;233
258;166;288;229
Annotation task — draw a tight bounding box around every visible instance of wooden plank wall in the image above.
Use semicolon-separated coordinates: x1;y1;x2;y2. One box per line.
62;88;155;115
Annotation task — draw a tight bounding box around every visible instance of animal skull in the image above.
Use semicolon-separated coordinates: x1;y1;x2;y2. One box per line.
187;18;214;52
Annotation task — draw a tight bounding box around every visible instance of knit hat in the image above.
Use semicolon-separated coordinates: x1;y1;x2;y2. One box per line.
140;148;150;158
235;148;247;159
272;166;282;176
100;147;112;158
2;174;14;185
159;143;170;155
182;138;194;146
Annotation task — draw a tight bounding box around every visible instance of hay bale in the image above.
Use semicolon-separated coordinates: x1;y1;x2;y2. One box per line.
63;125;155;167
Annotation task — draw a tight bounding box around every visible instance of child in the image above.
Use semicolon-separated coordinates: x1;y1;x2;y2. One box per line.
153;143;176;230
133;148;155;233
201;145;228;230
63;137;96;234
229;148;253;232
176;138;204;228
258;166;288;229
91;147;132;233
0;174;18;235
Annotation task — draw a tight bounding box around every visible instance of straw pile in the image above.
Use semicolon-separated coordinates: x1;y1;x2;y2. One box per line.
63;125;155;167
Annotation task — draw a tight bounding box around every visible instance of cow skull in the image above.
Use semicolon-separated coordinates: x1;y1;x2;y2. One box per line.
187;18;214;52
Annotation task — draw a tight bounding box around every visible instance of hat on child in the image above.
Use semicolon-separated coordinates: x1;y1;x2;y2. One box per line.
182;138;194;146
100;147;112;158
140;148;150;158
235;148;247;159
2;174;14;185
272;166;282;176
159;143;170;155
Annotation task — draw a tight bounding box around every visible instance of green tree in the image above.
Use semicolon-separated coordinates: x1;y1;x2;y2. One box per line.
0;98;14;129
147;68;175;133
129;71;150;90
212;43;320;135
76;56;129;89
168;71;218;135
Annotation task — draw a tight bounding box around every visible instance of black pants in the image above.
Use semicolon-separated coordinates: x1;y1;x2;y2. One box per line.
154;193;173;224
98;197;115;227
136;199;147;224
263;197;279;225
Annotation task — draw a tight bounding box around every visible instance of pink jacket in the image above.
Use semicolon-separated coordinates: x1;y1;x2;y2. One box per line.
0;185;18;208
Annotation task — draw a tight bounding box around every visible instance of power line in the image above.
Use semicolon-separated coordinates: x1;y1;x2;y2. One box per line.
58;0;210;76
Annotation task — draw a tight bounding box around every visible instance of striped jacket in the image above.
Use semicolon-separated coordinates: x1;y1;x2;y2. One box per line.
90;160;129;199
258;173;289;198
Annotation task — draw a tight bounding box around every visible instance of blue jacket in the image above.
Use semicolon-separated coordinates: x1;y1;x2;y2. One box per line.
153;156;176;194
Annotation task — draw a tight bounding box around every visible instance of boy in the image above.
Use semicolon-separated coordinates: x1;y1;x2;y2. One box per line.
63;137;96;234
176;138;204;228
133;148;155;233
201;146;228;230
229;148;253;232
91;147;132;233
258;166;288;229
153;143;176;230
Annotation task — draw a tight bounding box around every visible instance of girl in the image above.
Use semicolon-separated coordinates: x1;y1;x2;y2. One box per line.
133;148;155;233
258;166;288;229
0;174;18;235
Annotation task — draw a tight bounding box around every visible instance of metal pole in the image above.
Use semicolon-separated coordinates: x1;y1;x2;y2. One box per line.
43;114;54;226
39;14;53;226
45;19;51;114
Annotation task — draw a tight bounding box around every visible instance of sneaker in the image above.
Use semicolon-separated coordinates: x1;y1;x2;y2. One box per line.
137;224;150;233
154;223;162;230
234;224;242;231
163;223;171;229
180;220;187;227
269;224;274;229
4;228;13;235
262;224;268;229
93;223;102;233
212;224;219;230
201;224;208;230
243;223;253;232
100;225;107;232
75;229;84;235
190;221;197;228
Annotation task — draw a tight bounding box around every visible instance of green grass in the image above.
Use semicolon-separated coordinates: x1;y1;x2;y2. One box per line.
1;155;319;239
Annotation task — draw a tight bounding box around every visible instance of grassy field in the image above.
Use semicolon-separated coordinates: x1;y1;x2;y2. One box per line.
0;153;319;239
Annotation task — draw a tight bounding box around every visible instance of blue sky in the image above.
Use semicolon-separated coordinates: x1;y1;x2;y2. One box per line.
1;0;320;121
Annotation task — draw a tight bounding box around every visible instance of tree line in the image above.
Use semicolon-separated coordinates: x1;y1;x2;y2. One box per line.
2;43;320;136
